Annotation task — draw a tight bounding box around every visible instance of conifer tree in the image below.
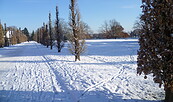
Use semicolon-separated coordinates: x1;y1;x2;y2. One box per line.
31;31;35;41
0;23;4;48
49;12;53;50
69;0;86;61
22;27;29;41
137;0;173;102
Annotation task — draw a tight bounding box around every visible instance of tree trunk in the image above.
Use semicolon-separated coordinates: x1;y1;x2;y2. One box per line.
77;55;80;61
57;42;61;52
165;87;173;102
75;54;80;61
75;55;77;61
74;39;80;61
50;45;53;50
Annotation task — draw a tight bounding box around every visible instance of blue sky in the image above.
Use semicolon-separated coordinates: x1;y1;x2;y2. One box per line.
0;0;142;33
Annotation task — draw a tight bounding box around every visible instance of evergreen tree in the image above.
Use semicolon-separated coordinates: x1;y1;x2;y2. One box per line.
0;23;4;48
69;0;86;61
49;12;53;50
137;0;173;102
55;6;64;52
22;27;30;41
31;31;35;41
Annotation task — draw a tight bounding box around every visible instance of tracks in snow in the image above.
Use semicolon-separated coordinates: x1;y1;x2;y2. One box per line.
78;56;126;99
0;42;163;102
35;43;78;102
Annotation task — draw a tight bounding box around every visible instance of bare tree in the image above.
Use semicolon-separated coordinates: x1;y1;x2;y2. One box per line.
55;6;64;52
69;0;86;61
100;19;124;39
130;19;144;38
36;28;41;43
79;21;93;37
41;23;46;45
45;24;49;48
49;12;53;50
137;0;173;102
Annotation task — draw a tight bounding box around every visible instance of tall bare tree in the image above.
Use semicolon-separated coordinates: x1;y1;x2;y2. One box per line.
45;24;49;48
69;0;86;61
55;6;64;52
40;23;49;46
137;0;173;102
49;12;53;50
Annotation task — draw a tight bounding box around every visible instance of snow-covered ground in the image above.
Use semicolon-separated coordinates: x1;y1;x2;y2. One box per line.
0;39;164;102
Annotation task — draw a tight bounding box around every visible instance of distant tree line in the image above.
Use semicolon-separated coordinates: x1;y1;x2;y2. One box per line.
0;22;28;48
99;19;130;39
32;9;70;51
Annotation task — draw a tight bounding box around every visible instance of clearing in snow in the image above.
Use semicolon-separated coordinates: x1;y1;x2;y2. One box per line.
0;39;164;102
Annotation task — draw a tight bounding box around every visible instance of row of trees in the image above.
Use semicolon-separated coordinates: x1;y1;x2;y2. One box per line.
10;27;28;45
0;22;28;48
0;23;9;47
33;8;68;52
33;0;88;61
33;0;132;61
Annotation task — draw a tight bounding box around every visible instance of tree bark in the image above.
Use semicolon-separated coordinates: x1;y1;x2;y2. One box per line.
58;43;61;52
75;54;80;61
165;87;173;102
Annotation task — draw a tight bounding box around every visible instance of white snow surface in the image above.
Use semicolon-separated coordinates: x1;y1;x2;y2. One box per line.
0;39;164;102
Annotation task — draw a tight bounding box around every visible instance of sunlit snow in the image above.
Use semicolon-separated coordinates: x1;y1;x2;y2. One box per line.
0;39;164;102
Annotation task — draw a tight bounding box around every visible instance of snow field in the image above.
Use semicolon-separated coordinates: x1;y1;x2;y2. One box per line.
0;39;164;102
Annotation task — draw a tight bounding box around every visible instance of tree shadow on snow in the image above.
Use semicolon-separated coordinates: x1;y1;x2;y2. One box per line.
0;40;139;57
85;40;139;56
0;90;163;102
